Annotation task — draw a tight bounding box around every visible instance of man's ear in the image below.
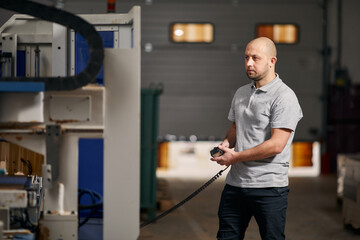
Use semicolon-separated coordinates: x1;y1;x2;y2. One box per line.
271;57;277;64
270;57;277;68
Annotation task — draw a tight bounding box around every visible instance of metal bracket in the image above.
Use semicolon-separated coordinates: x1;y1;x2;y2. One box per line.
0;52;12;77
0;33;17;77
45;125;61;188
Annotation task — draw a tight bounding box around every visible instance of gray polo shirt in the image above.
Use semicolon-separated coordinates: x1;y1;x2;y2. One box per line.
227;74;303;188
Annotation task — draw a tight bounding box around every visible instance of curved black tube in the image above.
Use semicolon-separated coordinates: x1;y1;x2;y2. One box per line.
0;0;104;91
140;166;229;228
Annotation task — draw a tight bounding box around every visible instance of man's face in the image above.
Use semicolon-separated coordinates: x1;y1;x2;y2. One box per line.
244;43;271;81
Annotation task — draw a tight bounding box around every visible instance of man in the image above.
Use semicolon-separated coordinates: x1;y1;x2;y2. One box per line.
211;37;303;240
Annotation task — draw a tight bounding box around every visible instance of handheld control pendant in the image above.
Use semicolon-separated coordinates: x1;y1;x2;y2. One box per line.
210;147;225;157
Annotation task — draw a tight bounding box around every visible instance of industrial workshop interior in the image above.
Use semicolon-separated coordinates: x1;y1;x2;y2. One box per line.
0;0;359;239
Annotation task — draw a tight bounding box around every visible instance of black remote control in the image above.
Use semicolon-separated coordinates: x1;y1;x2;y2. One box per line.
210;147;224;157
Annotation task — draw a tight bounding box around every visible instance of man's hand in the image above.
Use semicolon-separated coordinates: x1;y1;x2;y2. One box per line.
219;139;230;148
211;128;292;166
210;144;236;166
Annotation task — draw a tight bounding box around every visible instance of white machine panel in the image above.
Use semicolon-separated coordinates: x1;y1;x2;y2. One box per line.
0;92;44;123
49;95;91;122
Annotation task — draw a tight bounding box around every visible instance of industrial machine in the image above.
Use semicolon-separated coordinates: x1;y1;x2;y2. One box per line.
0;5;141;240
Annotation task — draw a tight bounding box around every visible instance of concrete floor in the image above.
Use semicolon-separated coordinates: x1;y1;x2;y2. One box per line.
139;174;360;240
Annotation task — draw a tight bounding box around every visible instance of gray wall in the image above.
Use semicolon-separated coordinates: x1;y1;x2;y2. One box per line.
328;0;360;84
1;0;359;142
116;0;325;141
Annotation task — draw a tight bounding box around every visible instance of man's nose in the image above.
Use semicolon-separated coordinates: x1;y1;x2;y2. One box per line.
246;58;254;67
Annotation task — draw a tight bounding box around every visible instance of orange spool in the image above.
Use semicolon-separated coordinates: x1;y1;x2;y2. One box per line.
157;142;169;169
292;142;313;167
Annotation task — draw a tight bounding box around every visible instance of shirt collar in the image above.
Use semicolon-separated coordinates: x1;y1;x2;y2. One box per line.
251;73;281;93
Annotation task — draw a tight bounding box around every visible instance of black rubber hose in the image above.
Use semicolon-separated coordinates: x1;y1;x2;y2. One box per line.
0;0;104;91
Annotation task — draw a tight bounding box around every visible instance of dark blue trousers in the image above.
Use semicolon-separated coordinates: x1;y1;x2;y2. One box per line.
217;184;289;240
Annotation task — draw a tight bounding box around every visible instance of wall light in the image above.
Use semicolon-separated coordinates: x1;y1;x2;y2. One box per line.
170;23;214;43
257;24;299;44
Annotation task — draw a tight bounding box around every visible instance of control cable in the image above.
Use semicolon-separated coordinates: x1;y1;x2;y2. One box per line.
140;166;229;228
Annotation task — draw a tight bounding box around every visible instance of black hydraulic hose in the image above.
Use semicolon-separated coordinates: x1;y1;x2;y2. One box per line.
140;166;229;228
0;0;104;91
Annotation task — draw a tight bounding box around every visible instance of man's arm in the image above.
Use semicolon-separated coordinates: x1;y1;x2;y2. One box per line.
219;122;236;149
212;128;292;166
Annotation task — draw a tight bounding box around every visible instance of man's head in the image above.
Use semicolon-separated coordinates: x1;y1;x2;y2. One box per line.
245;37;277;84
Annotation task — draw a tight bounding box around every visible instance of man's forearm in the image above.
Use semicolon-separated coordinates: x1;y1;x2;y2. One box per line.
232;128;291;163
233;139;281;162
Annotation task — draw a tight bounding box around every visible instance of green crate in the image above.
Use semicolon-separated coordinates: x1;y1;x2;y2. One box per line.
140;88;162;219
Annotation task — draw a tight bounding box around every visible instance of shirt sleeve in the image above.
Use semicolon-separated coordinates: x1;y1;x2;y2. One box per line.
270;91;303;131
228;94;236;122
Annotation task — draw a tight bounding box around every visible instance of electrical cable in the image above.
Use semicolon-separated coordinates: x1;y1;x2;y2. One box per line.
0;0;104;91
78;189;103;228
140;166;229;228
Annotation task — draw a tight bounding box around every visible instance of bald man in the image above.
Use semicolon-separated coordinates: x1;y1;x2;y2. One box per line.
211;37;303;240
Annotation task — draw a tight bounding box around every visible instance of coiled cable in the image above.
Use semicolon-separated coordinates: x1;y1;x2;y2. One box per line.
78;189;103;228
140;166;229;228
